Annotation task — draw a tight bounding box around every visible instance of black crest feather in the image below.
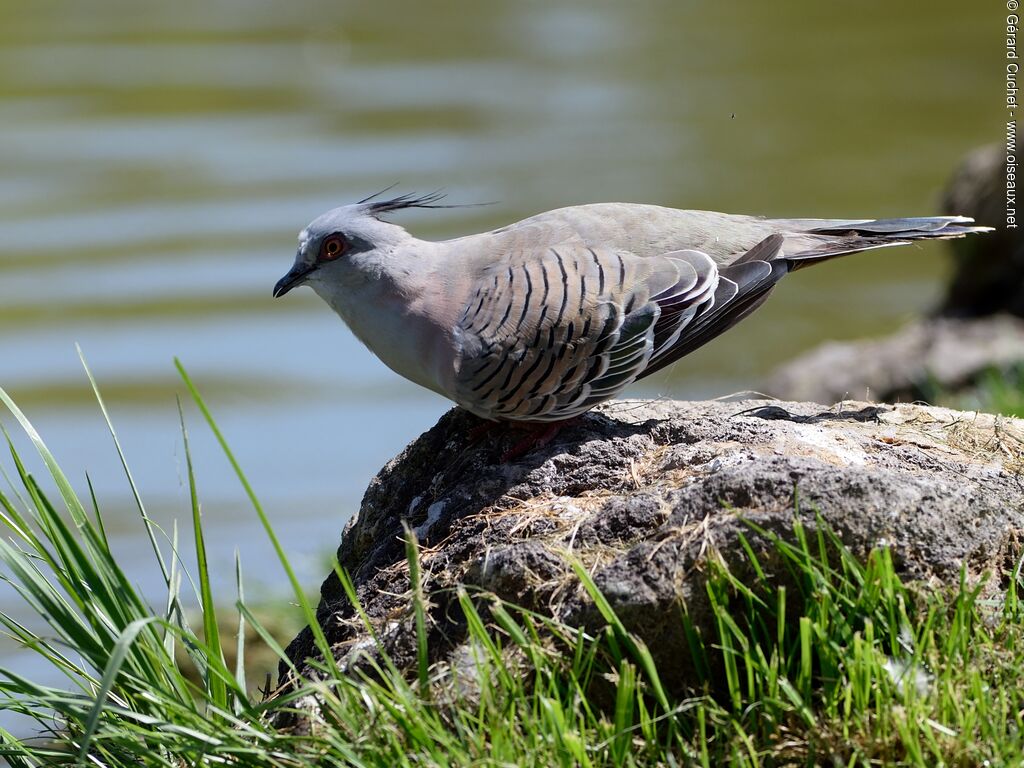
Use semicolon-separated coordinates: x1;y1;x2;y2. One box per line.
357;185;489;217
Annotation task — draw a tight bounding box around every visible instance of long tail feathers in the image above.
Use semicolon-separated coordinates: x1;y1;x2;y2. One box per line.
783;215;993;265
639;217;989;379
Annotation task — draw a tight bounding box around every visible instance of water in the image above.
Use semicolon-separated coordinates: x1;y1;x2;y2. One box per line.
0;0;993;730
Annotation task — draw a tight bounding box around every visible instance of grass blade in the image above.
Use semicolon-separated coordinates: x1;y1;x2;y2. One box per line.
77;345;171;587
175;359;340;679
403;524;431;697
178;398;227;711
76;616;160;764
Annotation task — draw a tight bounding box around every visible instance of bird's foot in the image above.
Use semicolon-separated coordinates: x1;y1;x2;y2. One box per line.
466;418;501;443
500;417;580;462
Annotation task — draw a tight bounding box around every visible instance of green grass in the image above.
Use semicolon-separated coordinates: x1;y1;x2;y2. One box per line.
925;363;1024;419
0;361;1022;766
954;364;1024;419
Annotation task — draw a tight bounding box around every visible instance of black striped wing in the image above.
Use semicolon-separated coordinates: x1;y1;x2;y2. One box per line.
637;234;788;379
451;243;727;421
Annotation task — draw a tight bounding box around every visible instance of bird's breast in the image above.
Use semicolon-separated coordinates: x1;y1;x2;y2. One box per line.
317;277;458;400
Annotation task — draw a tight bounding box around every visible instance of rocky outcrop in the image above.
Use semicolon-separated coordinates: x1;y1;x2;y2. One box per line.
763;315;1024;404
282;399;1024;701
938;144;1023;319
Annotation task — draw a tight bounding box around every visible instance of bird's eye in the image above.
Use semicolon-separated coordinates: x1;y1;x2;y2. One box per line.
321;235;347;261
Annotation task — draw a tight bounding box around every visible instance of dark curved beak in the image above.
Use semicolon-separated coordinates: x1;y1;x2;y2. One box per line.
273;262;315;298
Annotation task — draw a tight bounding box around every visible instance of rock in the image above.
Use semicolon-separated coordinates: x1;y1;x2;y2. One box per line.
763;315;1024;404
281;399;1024;707
938;144;1024;319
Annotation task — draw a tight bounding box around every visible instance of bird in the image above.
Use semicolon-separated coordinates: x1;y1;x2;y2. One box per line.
274;191;990;424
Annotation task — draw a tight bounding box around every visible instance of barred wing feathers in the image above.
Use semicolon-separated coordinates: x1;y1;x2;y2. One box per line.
451;235;785;421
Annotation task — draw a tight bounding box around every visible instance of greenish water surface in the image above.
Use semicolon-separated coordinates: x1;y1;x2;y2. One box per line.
0;0;994;724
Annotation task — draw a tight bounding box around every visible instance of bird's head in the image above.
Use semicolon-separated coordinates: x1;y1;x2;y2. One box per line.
273;190;450;298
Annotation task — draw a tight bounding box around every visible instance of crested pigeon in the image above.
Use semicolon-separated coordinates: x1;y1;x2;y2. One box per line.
274;192;990;422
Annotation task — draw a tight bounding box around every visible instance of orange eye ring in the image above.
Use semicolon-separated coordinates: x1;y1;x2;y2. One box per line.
322;235;346;261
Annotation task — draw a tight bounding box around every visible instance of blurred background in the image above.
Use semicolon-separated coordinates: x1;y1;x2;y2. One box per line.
0;0;995;709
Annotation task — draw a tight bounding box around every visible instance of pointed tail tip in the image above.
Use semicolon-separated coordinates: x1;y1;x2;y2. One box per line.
930;225;995;239
809;214;994;239
922;215;998;236
944;215;995;234
941;217;995;236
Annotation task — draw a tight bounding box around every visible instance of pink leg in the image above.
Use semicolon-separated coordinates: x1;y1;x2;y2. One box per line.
500;417;580;462
466;418;501;443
